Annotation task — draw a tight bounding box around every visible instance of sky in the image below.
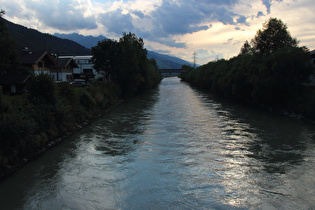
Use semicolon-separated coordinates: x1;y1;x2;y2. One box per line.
1;0;315;65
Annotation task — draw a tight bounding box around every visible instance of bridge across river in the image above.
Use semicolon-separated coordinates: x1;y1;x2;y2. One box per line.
159;69;184;76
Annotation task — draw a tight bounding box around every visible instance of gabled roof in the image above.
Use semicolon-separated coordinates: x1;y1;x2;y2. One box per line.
20;50;57;65
57;58;79;69
0;74;31;85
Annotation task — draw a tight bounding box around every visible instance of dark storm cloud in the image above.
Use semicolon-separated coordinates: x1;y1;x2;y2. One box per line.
29;0;97;31
99;9;135;34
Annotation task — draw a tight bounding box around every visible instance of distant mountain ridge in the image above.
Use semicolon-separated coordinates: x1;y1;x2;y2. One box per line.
54;33;193;69
54;33;107;49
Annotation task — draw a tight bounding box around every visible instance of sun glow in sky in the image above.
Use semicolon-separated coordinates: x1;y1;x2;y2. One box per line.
1;0;315;65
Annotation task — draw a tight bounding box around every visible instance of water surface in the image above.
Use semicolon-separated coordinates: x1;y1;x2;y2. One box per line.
1;77;315;209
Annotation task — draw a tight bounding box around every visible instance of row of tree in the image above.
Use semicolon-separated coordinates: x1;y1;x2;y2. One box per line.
180;18;315;117
92;32;162;97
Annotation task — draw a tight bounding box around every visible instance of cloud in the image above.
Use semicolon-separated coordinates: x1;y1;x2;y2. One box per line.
150;0;244;36
237;16;247;24
261;0;283;14
257;11;265;18
28;0;98;31
99;8;135;35
130;0;250;48
132;10;146;19
223;38;241;45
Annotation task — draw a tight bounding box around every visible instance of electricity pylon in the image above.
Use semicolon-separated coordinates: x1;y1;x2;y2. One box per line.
193;51;197;68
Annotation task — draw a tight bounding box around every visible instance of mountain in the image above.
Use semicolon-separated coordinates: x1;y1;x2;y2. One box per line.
146;51;192;69
4;19;91;55
54;33;107;49
54;33;193;69
4;18;192;69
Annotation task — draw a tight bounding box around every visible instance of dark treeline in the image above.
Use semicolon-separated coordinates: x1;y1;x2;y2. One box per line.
0;11;161;178
92;32;162;97
180;18;315;119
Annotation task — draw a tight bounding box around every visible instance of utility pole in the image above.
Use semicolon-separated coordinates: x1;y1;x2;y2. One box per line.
193;51;197;68
56;52;59;81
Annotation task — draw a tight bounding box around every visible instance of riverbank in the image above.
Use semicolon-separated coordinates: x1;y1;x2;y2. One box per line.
0;97;125;181
180;53;315;122
0;79;126;180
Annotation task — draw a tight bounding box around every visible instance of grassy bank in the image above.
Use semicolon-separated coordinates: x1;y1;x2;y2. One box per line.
0;76;127;179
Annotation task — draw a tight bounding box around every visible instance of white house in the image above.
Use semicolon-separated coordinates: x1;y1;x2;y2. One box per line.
51;57;78;82
60;55;103;81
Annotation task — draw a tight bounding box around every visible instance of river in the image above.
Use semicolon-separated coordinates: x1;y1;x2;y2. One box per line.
0;77;315;209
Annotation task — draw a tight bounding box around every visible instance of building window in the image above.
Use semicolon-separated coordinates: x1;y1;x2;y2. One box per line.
83;69;93;73
38;62;43;68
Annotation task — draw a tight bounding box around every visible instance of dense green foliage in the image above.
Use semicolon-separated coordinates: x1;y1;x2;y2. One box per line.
92;32;162;97
251;18;298;55
0;74;121;177
180;18;315;118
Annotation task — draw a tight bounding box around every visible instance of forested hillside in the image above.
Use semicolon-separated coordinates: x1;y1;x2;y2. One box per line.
4;19;91;55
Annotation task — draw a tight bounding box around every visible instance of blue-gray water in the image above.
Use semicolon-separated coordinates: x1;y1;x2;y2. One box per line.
1;77;315;209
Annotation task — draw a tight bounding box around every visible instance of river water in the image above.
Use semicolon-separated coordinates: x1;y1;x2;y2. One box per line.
1;77;315;209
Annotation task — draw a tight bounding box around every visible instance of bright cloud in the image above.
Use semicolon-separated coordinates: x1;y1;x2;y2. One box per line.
1;0;315;65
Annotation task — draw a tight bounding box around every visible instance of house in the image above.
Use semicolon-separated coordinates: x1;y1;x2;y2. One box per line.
60;55;103;81
0;74;30;94
20;49;57;77
51;57;79;82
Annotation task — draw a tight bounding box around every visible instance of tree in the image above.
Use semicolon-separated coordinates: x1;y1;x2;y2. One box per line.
92;32;159;97
0;10;18;74
119;32;148;94
251;18;298;55
92;39;120;81
239;40;253;55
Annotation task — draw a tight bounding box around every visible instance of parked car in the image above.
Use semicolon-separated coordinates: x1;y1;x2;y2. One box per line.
70;79;86;87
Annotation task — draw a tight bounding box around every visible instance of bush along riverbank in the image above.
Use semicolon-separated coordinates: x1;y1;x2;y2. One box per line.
0;76;121;178
180;18;315;121
0;32;162;180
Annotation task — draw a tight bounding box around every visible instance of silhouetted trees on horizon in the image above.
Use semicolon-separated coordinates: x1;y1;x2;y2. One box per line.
180;18;315;118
